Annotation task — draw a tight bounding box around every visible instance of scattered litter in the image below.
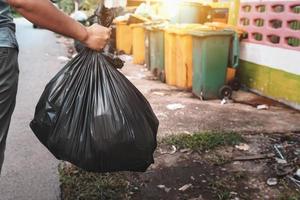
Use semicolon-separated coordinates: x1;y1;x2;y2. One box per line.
267;178;278;186
230;191;238;196
274;144;285;160
167;103;185;111
275;157;287;164
180;148;191;153
57;56;70;62
159;145;177;155
233;153;275;161
157;185;171;193
183;131;192;135
288;176;300;188
257;104;269;110
152;92;165;96
190;176;195;181
235;143;250;151
133;187;139;191
157;184;165;189
295;169;300;178
170;145;177;154
178;183;192;192
221;98;228;105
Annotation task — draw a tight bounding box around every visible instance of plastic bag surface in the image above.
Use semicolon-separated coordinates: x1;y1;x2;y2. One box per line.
30;49;158;172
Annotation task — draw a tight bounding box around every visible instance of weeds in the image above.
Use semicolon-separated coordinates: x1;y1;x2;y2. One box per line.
59;163;130;200
162;132;243;151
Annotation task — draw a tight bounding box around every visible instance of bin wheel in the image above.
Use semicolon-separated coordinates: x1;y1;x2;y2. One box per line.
229;78;241;91
159;71;166;83
219;85;232;99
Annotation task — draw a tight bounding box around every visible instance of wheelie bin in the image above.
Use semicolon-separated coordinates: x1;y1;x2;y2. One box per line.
190;30;235;99
149;25;166;82
164;24;213;89
116;21;132;54
131;23;145;64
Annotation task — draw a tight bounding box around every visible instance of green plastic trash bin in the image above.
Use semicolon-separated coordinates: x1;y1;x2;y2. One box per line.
190;30;234;99
149;26;165;82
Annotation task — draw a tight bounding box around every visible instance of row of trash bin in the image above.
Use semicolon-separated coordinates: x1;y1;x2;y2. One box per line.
116;21;243;100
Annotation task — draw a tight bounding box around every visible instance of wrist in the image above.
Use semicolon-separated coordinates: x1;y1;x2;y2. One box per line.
78;25;89;44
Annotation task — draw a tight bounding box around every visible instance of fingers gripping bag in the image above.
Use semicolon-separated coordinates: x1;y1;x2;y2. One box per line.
30;48;159;172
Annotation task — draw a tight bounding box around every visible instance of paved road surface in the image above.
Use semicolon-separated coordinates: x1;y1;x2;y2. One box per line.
0;18;66;200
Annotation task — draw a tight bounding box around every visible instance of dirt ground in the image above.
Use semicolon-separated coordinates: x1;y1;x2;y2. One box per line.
126;133;300;200
58;38;300;200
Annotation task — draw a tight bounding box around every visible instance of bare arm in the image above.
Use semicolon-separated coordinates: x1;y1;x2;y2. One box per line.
7;0;110;51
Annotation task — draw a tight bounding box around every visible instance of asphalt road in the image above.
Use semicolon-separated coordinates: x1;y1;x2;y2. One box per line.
0;18;66;200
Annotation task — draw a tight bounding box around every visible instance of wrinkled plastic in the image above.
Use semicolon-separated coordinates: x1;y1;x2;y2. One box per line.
30;48;159;172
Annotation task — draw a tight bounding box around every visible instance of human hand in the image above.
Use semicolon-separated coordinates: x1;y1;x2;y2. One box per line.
81;24;111;51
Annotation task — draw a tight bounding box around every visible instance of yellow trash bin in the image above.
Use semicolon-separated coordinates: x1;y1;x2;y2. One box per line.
164;24;213;89
130;23;145;64
175;30;193;89
116;21;132;54
164;28;177;86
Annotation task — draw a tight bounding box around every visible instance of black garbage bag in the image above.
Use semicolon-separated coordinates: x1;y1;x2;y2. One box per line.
30;48;159;172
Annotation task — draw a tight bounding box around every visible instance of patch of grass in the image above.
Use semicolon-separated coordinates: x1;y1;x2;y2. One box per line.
162;132;243;151
209;180;231;200
59;163;130;200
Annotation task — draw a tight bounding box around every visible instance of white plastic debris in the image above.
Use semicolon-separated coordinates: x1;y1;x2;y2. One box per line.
159;145;177;155
166;103;185;110
170;145;177;154
157;185;165;189
157;185;171;193
267;178;278;186
180;148;191;153
257;104;269;110
296;169;300;177
275;157;287;164
70;11;87;22
235;143;250;151
221;98;228;105
178;183;192;192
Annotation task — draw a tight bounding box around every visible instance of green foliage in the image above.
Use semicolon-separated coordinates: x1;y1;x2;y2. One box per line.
162;132;243;151
58;0;75;14
59;163;130;200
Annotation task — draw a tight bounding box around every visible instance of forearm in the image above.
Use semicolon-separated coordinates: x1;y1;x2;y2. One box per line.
8;0;88;42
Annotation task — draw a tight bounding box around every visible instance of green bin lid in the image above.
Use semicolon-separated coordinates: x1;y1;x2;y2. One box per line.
189;29;234;37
